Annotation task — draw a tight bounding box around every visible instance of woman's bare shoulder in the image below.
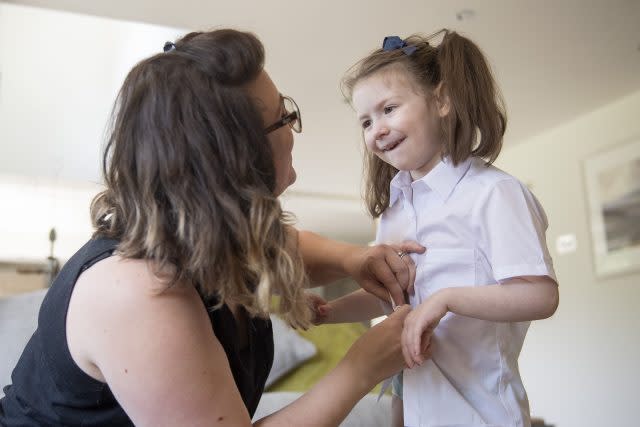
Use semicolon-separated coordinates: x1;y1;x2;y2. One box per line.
76;254;190;295
67;255;252;425
67;254;207;379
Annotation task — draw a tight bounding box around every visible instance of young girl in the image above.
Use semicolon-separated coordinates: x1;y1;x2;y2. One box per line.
316;30;559;427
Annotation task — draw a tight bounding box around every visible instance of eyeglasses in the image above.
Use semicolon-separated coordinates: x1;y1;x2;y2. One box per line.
264;95;302;134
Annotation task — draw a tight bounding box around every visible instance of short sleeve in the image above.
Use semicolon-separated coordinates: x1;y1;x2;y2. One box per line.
475;178;557;283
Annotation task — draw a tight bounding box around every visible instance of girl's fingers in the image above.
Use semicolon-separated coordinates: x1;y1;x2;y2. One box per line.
421;336;431;354
403;314;423;368
412;335;423;366
409;319;422;365
411;321;428;366
414;336;427;366
401;327;415;369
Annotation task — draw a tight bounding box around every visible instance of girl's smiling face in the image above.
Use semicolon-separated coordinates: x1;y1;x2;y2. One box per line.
352;67;446;181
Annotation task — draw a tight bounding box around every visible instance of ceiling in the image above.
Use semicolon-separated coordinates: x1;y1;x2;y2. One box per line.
4;0;640;243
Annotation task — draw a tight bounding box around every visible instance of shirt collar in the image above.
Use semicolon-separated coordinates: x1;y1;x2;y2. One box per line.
388;157;473;206
389;170;412;206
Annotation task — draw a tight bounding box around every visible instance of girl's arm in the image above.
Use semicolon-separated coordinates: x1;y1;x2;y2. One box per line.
320;289;387;324
438;275;558;321
295;229;425;306
401;275;558;367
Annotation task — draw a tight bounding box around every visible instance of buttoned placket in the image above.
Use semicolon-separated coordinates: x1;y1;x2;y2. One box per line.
400;186;417;241
411;180;439;243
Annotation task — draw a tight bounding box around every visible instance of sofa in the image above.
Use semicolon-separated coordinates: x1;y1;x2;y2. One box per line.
0;290;391;426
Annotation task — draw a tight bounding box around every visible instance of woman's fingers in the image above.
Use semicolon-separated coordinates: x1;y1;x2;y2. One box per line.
365;304;412;379
358;241;424;306
387;303;411;322
390;241;424;296
369;251;405;305
399;241;425;295
387;249;410;297
407;258;416;296
398;241;427;255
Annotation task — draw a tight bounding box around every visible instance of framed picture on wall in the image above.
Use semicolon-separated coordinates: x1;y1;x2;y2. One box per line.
584;138;640;278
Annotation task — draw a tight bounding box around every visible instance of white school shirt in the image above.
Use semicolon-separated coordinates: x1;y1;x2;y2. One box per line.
376;157;556;427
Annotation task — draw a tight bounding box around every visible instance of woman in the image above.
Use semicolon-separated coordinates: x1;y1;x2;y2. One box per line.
0;29;426;426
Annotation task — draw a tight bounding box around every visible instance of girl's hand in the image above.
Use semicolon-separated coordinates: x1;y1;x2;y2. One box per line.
401;291;448;368
305;291;329;325
343;241;425;307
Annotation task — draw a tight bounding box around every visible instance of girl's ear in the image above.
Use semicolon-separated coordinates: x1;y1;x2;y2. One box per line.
434;82;451;118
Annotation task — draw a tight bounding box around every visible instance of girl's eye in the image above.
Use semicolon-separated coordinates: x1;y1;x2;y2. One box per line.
383;105;396;114
361;119;372;129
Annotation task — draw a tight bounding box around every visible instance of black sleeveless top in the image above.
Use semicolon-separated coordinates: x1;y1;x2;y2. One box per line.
0;238;274;426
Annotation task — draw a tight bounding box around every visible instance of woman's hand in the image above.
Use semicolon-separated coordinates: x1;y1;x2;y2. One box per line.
401;292;448;368
343;242;425;306
257;306;431;426
344;305;430;385
295;230;424;305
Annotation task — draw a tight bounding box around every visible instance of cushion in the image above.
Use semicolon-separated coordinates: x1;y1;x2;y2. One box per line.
265;314;317;388
254;391;391;426
266;321;384;393
0;289;47;397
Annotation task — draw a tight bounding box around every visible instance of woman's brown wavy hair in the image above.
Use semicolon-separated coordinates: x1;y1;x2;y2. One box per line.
91;29;310;327
342;30;507;218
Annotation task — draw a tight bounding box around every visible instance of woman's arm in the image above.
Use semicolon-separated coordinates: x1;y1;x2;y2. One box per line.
295;229;424;305
401;276;559;367
69;256;418;427
69;256;255;426
256;305;414;427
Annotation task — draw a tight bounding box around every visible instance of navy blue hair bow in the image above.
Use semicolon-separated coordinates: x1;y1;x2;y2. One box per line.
163;41;176;52
382;36;417;56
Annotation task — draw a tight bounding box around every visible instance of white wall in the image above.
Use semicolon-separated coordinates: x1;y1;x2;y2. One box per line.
0;173;100;261
0;3;186;182
496;90;640;426
0;4;375;261
0;4;186;260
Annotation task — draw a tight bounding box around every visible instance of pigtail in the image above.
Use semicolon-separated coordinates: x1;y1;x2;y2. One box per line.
437;31;507;164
